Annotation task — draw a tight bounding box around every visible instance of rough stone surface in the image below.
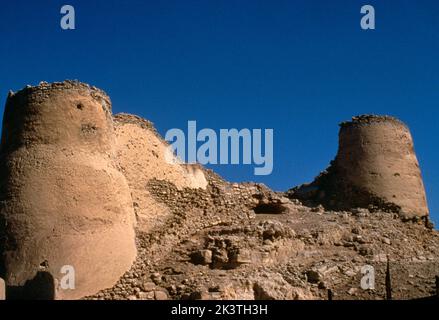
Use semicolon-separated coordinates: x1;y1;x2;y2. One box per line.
87;172;438;301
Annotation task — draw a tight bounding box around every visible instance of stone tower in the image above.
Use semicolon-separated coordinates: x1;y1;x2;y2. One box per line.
0;81;136;299
290;115;429;218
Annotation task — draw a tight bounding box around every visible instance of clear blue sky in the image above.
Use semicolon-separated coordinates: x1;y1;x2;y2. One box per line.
1;1;438;225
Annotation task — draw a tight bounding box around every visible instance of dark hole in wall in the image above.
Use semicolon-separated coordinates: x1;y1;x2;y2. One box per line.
253;203;287;214
81;123;98;135
6;271;55;300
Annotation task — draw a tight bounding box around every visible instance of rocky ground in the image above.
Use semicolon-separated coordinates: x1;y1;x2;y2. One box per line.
86;171;439;300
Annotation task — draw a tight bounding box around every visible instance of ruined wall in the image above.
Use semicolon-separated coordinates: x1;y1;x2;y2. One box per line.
290;115;429;218
0;81;136;299
0;277;5;300
114;113;207;232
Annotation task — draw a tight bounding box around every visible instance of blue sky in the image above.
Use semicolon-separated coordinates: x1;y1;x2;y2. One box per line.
0;1;438;225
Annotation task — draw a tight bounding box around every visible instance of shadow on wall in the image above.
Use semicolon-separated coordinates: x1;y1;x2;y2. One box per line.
6;271;55;300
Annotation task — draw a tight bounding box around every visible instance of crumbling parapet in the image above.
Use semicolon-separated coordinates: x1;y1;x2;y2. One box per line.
289;115;429;218
0;81;137;299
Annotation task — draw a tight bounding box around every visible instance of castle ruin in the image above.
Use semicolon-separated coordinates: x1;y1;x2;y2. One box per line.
0;81;435;300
